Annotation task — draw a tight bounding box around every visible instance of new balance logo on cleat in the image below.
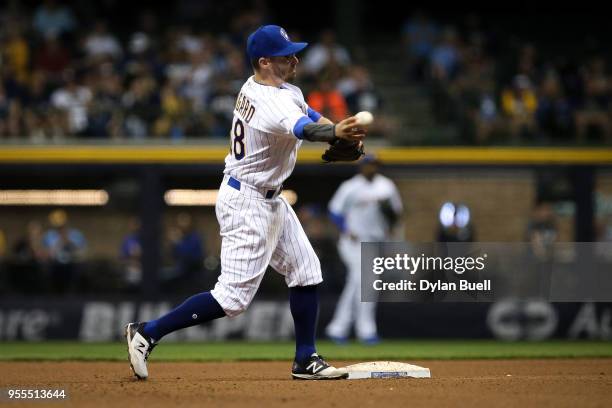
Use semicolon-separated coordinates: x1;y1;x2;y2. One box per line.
136;341;147;355
291;353;348;380
125;322;156;380
306;361;324;374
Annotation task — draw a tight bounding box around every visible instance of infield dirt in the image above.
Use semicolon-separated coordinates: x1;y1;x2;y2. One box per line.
1;359;610;407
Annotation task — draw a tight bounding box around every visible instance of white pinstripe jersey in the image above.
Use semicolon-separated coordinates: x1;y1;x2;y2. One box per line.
224;76;308;189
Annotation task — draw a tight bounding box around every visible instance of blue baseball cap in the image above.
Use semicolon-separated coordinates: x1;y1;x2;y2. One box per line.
247;25;308;59
360;154;381;165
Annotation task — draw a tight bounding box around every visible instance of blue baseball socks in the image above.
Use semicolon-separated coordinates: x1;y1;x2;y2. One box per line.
289;285;319;363
143;285;319;363
143;292;225;341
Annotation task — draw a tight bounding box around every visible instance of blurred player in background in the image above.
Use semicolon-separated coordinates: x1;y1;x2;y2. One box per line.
326;155;403;344
126;24;366;380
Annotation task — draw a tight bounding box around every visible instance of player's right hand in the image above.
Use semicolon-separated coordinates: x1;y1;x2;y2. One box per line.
335;116;367;141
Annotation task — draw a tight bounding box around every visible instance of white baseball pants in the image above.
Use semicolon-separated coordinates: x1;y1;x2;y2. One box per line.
211;176;323;317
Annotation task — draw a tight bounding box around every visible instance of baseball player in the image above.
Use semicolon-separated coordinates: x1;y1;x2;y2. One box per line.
126;25;365;380
326;155;403;344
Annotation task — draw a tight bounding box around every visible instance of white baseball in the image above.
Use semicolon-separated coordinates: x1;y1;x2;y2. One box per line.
355;111;374;126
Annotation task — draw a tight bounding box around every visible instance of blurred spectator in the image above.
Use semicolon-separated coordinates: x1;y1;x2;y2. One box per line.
402;10;439;81
558;60;584;112
307;76;349;123
337;66;397;137
0;83;22;138
51;69;92;136
83;20;122;61
216;47;249;93
129;32;151;58
119;217;142;289
23;107;47;142
452;44;501;144
8;221;47;292
515;44;539;83
153;80;189;138
574;56;612;143
176;26;204;55
23;70;51;110
42;209;87;293
32;0;76;39
526;201;558;261
501;74;538;141
437;202;475;242
428;27;463;127
2;23;30;84
33;33;72;81
429;26;461;82
48;106;72;139
166;212;205;288
123;31;164;80
337;66;380;114
85;67;123;138
185;47;215;111
536;70;574;141
302;29;351;79
121;74;160;138
164;32;191;84
206;78;237;137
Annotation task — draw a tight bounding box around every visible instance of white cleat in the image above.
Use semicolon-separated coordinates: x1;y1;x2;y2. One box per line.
125;322;156;380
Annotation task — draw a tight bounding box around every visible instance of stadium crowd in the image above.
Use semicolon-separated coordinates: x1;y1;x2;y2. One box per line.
0;1;387;141
402;11;612;144
1;3;610;144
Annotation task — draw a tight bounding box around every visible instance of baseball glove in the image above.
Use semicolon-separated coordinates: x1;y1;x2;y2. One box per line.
379;198;400;228
321;138;364;163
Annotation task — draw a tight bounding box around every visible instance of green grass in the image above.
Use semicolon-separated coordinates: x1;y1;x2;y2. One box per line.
1;340;611;362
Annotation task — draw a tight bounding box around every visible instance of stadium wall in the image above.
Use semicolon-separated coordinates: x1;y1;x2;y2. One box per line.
0;299;610;341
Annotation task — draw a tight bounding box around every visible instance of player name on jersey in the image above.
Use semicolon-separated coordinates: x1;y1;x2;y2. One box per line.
235;92;255;123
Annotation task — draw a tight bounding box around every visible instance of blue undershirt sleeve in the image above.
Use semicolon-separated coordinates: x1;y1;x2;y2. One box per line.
328;211;346;233
292;116;314;139
307;107;322;122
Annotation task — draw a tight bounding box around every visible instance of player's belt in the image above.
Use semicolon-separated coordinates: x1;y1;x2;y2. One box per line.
227;176;283;199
